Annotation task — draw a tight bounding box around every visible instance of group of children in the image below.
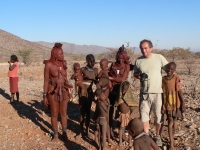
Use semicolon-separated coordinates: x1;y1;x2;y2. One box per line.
70;55;185;150
7;50;185;150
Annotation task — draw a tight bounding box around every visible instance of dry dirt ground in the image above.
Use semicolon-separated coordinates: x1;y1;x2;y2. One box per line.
0;61;200;150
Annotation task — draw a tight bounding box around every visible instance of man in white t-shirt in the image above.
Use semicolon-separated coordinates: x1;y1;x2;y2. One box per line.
133;39;168;146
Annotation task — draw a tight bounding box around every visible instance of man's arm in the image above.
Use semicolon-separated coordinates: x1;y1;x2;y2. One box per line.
133;60;141;79
133;72;140;79
160;54;168;72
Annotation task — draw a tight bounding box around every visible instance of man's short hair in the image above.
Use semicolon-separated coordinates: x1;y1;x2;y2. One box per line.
139;39;153;49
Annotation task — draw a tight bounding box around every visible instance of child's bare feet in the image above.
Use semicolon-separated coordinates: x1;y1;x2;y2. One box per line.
118;141;123;146
51;135;59;142
108;139;115;145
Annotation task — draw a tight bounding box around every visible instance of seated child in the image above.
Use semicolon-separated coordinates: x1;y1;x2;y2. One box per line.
95;88;109;150
70;63;85;96
162;62;185;149
114;81;131;146
94;76;115;145
127;118;159;150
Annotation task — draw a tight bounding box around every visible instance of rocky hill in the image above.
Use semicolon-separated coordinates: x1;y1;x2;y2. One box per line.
0;29;51;62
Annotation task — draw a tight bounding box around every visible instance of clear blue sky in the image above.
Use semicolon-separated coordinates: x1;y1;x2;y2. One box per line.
1;0;200;50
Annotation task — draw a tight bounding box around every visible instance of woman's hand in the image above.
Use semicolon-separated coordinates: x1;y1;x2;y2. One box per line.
109;77;114;81
43;97;49;107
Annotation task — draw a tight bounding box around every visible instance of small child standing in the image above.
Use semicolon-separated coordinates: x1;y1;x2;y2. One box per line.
95;88;109;150
94;76;115;146
70;63;85;96
114;81;131;146
162;62;185;149
8;55;19;103
127;118;159;150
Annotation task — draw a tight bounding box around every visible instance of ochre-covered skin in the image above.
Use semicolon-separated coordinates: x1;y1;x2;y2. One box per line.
108;53;130;139
77;54;98;137
43;43;71;142
128;119;159;150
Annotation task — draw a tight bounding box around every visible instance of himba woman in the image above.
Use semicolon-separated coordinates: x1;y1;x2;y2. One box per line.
43;43;72;142
109;48;130;138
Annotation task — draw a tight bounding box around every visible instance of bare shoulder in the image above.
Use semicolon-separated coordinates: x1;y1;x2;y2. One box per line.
45;61;52;68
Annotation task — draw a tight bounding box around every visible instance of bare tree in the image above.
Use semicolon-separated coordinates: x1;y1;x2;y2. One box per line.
18;49;32;65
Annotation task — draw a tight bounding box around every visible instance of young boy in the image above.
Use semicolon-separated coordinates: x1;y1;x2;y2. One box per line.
162;62;185;149
95;88;109;150
94;76;115;145
127;118;159;150
114;81;132;146
70;63;85;96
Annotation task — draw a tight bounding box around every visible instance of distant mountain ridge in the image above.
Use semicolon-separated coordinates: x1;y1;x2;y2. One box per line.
0;29;141;63
36;41;110;54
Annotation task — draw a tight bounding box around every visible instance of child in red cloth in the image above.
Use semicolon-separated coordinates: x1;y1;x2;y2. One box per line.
8;55;19;103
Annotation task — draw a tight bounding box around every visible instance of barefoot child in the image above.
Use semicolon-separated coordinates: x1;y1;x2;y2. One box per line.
8;55;19;103
95;88;109;150
94;76;115;145
127;118;159;150
70;63;85;96
114;81;132;146
162;62;185;149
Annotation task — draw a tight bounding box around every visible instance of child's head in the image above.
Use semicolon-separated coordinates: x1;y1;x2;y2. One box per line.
73;63;81;73
10;55;18;63
166;62;176;77
86;54;95;68
127;118;144;138
95;88;106;101
98;76;109;89
121;81;129;95
100;59;108;70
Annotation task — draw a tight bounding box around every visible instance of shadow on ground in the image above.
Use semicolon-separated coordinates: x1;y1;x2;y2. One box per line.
10;100;51;133
0;88;11;101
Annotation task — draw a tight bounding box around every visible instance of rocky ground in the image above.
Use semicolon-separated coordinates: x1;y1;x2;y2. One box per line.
0;62;200;150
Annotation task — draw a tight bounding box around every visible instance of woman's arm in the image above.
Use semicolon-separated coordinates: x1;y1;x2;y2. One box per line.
109;64;130;82
43;62;50;106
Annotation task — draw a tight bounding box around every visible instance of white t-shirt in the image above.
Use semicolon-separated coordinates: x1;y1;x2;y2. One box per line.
133;53;168;93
